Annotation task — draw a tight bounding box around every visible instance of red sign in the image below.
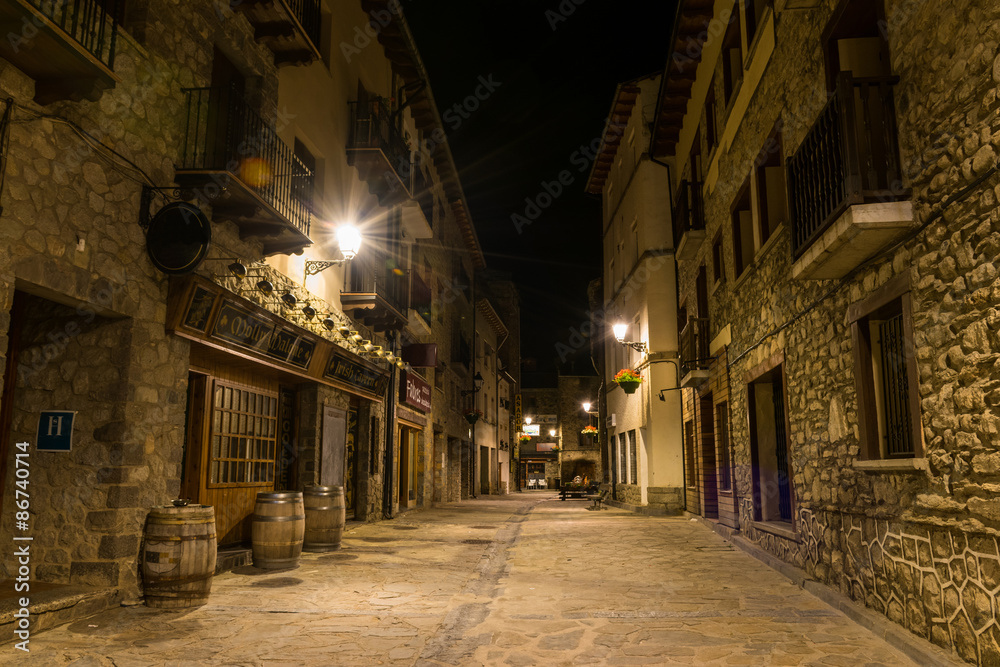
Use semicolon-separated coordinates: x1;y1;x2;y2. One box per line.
400;371;432;412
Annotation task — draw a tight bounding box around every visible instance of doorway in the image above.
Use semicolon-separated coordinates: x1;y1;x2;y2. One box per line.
748;364;793;524
699;392;719;519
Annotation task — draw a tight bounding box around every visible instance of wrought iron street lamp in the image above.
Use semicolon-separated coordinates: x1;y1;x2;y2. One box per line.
613;323;647;353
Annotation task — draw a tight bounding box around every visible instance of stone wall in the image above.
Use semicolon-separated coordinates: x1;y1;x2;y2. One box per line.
0;0;307;597
672;0;1000;662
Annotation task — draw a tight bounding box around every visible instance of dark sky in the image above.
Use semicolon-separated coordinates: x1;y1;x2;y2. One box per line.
405;1;677;370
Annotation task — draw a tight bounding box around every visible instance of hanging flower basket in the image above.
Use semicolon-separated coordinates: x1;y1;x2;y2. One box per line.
614;369;643;394
581;425;598;435
464;409;483;425
517;434;532;443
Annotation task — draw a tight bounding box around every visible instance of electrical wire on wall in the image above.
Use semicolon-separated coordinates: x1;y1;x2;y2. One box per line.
0;101;176;218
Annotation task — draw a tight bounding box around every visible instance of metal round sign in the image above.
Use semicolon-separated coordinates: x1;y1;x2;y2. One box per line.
145;202;211;275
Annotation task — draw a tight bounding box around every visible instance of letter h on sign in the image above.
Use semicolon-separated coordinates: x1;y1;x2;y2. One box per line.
37;411;76;452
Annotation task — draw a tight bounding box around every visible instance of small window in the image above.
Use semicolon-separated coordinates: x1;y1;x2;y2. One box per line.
712;233;725;286
705;79;718;154
743;0;767;52
848;275;922;460
731;178;754;277
754;122;787;247
721;11;743;107
619;433;628;484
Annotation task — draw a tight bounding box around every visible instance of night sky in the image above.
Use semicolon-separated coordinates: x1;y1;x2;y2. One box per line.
405;1;678;371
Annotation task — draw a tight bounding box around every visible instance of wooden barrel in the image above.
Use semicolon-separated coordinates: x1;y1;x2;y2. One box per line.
303;485;346;552
142;505;217;608
252;492;304;569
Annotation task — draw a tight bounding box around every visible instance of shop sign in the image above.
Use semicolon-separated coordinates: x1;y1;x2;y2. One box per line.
183;286;217;332
325;348;389;396
514;393;521;425
37;411;76;452
266;327;298;363
213;301;273;350
289;338;315;369
523;424;539;436
400;371;432;412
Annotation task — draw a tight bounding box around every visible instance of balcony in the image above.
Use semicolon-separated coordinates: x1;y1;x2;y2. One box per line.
341;251;409;332
0;0;120;104
673;179;706;261
679;317;711;388
175;86;313;256
347;98;412;206
232;0;321;66
787;73;914;280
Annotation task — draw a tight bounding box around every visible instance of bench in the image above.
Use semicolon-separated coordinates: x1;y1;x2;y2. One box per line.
585;489;608;510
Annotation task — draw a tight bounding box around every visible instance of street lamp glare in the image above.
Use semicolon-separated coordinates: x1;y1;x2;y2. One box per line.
525;416;532;425
336;224;363;260
549;429;556;437
613;323;627;342
582;401;591;412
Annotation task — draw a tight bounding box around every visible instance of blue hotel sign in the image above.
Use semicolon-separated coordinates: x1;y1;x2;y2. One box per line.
37;411;76;452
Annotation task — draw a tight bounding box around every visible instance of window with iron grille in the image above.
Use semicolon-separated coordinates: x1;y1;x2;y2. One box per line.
848;275;921;460
209;381;278;487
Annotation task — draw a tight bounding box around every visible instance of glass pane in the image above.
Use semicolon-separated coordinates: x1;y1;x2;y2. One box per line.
241;391;249;413
211;435;221;459
212;409;221;433
210;460;218;483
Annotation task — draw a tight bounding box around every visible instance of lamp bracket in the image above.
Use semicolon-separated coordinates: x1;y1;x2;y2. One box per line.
618;340;647;353
305;259;346;276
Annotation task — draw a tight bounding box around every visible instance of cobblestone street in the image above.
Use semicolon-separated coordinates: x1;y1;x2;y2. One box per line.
4;494;953;666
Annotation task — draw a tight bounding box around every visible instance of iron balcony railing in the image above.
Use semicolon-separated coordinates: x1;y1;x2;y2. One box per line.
672;178;705;250
348;97;412;193
280;0;322;49
178;85;312;237
679;317;711;375
787;72;904;258
30;0;120;68
347;251;409;316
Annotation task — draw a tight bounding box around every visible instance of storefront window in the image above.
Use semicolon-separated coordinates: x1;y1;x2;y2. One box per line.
209;381;279;486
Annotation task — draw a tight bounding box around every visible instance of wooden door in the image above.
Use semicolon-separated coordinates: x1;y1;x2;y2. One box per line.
182;355;282;546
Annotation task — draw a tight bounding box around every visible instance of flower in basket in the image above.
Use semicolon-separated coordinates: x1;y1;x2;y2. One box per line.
581;425;599;435
464;408;483;423
518;434;532;443
614;368;642;384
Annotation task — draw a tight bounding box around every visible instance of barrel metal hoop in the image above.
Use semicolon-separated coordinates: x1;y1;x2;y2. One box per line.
146;534;217;542
253;514;306;522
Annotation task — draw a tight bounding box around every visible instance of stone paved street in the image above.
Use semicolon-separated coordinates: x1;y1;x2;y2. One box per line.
8;494;931;666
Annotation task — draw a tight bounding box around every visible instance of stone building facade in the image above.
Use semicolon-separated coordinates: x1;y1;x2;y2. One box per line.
650;0;1000;662
0;0;497;628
